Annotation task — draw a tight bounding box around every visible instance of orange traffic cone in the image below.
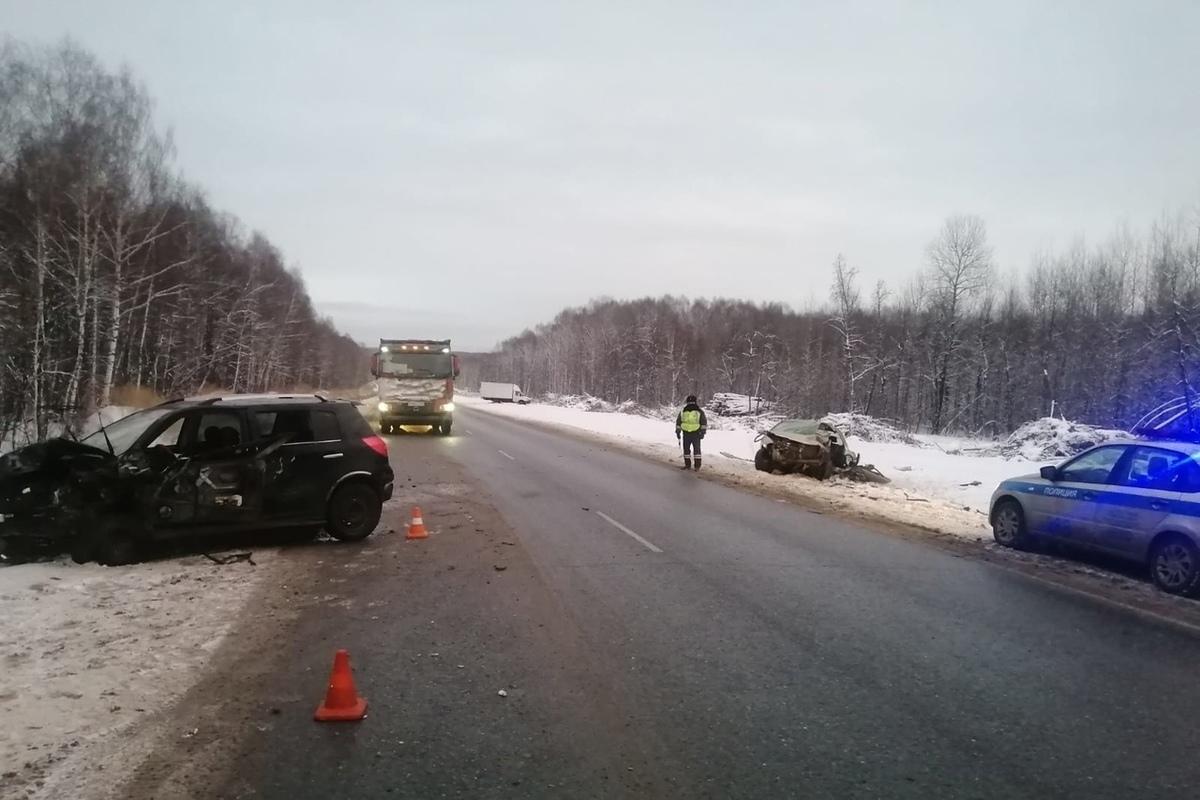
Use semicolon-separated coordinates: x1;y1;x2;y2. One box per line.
406;506;429;540
314;649;368;722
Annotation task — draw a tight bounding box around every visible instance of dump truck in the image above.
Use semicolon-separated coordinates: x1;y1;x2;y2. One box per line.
371;339;460;435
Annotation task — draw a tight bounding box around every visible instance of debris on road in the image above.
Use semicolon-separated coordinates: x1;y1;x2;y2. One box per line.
494;564;507;571
203;551;256;566
497;689;508;698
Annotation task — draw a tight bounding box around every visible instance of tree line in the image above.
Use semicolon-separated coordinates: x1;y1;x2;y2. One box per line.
0;39;364;443
482;211;1200;435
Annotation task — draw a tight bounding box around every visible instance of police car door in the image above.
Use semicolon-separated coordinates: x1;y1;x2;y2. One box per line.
1088;445;1184;557
1047;445;1130;542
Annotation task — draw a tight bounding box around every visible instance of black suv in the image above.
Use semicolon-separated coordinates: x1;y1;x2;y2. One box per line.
0;395;394;565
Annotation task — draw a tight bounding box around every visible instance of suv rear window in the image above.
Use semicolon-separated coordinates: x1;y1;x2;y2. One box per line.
337;405;376;438
255;409;341;443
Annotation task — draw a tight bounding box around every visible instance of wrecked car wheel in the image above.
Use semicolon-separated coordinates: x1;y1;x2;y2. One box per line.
70;537;96;565
326;482;381;542
754;448;772;472
88;527;138;566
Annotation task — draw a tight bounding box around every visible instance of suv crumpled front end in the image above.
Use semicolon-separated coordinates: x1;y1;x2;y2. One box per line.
0;439;117;560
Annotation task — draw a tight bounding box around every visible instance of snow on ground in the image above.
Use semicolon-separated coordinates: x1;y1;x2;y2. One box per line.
458;394;1056;540
0;552;278;800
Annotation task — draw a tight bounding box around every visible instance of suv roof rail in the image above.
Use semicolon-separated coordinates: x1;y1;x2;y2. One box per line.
188;393;328;404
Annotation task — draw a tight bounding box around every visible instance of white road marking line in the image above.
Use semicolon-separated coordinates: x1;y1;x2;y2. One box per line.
464;429;473;436
498;449;516;460
594;510;663;553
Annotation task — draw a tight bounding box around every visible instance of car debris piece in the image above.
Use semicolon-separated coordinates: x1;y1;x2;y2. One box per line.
203;552;256;566
497;689;508;697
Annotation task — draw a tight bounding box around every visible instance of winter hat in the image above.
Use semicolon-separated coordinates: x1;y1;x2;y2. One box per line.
686;394;698;404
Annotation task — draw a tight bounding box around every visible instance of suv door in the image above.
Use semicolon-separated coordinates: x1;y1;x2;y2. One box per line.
143;409;262;532
1089;446;1186;557
255;407;344;521
1042;445;1129;544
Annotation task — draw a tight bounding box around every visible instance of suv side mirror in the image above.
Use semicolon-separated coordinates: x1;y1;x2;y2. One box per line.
1040;465;1058;481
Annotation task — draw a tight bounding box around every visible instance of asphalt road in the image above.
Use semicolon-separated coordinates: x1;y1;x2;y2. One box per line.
200;405;1200;799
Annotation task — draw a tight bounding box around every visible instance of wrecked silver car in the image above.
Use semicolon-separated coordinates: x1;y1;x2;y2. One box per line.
753;418;860;480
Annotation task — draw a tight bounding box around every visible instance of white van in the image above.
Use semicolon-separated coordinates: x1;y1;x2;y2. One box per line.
480;382;531;404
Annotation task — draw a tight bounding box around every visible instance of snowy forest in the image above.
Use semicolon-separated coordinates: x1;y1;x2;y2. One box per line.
0;40;364;442
485;211;1200;436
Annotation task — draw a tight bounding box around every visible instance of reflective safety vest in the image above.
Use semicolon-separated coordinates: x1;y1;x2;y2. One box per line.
679;409;702;433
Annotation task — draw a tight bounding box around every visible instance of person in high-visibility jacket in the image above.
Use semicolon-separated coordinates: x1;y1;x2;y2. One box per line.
674;394;708;470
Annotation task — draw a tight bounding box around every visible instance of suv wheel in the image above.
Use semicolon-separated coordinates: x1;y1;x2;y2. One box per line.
326;482;382;542
1150;535;1200;597
992;499;1031;550
85;525;138;566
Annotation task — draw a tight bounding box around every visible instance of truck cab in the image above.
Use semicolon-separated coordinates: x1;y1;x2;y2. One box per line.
372;339;460;435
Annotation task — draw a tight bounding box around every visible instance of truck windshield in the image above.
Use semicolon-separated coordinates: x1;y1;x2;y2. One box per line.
379;351;452;378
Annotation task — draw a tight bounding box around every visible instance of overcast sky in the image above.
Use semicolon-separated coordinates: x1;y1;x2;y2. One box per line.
5;1;1199;349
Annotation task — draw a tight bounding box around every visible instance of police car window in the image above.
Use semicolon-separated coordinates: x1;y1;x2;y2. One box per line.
1058;446;1126;484
1176;461;1200;493
1118;447;1189;491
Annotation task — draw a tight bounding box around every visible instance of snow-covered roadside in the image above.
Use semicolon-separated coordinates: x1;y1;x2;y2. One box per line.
2;406;141;456
0;552;279;800
457;395;1047;540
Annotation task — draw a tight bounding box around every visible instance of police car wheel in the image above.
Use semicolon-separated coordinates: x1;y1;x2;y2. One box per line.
1150;536;1200;597
992;500;1030;549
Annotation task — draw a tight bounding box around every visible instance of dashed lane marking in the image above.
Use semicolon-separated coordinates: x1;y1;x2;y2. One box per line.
594;510;664;553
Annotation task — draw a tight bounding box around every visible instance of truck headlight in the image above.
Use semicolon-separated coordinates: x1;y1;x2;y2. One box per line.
442;402;455;412
377;401;389;413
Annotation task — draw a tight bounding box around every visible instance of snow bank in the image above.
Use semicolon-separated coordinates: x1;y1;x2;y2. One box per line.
989;417;1130;461
821;412;925;446
0;552;277;799
458;395;1035;538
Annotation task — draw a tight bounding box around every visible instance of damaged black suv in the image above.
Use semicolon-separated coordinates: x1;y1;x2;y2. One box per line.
0;395;394;565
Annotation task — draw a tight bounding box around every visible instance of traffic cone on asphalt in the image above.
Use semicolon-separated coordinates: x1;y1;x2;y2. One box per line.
314;649;367;722
406;506;429;540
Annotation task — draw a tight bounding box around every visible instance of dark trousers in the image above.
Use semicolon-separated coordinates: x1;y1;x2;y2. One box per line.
682;432;702;458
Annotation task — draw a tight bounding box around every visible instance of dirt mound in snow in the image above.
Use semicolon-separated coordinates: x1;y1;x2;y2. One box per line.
821;412;925;446
991;417;1129;461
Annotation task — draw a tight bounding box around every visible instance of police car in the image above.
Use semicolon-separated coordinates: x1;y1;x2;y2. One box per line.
989;439;1200;597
